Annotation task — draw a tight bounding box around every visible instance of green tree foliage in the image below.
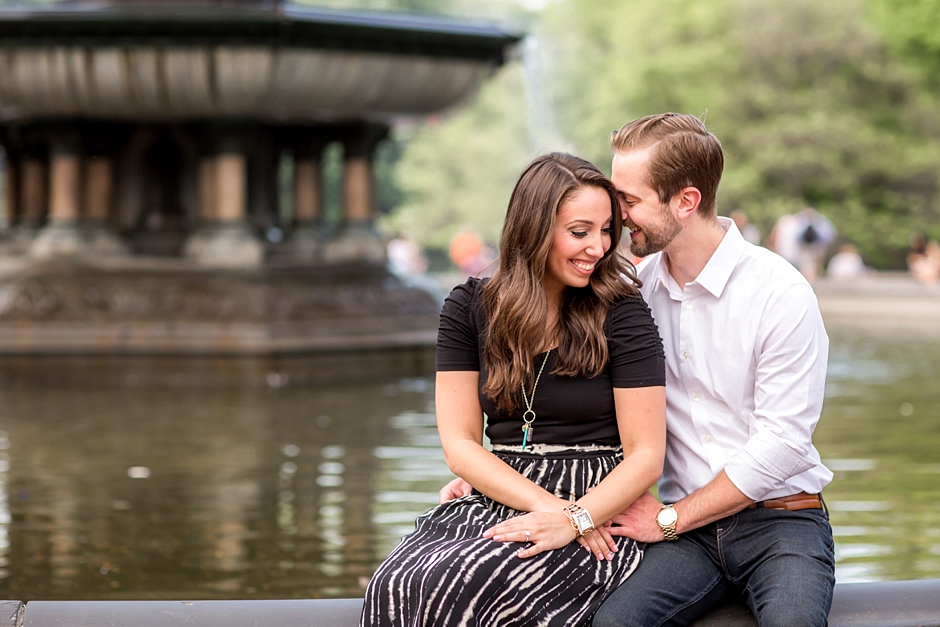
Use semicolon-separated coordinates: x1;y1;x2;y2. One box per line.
543;0;737;170
720;0;940;267
867;0;940;88
343;0;940;268
542;0;940;267
378;63;531;250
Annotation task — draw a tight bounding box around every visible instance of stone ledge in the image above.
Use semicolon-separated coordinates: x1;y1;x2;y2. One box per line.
3;580;940;627
0;261;442;356
0;319;438;356
811;274;940;334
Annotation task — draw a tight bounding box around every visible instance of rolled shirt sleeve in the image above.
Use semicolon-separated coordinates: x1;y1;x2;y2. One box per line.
723;283;829;501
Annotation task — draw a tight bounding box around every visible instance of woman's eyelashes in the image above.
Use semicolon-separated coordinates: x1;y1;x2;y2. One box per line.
570;225;613;238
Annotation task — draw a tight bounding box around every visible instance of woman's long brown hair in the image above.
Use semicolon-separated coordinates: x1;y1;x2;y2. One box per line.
482;153;640;413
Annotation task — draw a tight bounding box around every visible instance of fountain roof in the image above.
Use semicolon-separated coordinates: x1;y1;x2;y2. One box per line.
0;1;522;123
0;2;520;63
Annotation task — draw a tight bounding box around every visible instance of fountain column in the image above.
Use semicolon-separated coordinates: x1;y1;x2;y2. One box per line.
184;138;263;268
8;153;49;254
49;150;82;223
216;153;247;222
321;123;389;265
83;156;129;257
3;152;19;230
19;157;47;229
30;139;84;258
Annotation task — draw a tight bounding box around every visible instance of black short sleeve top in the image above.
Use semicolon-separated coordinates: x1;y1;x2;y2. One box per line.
436;278;666;446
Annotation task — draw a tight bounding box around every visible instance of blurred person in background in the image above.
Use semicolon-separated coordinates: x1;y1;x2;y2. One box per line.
387;234;429;278
770;208;835;283
794;208;836;283
909;232;928;261
827;243;866;280
907;232;940;284
909;237;940;284
449;227;496;278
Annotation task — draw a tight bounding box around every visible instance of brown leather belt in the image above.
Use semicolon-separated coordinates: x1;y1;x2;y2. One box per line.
747;491;823;511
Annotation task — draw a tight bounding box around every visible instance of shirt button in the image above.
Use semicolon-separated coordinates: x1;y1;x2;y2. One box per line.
685;302;693;310
682;351;690;359
704;435;712;442
693;394;700;402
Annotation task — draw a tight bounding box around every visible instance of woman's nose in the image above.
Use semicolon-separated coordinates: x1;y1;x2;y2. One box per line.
586;232;606;257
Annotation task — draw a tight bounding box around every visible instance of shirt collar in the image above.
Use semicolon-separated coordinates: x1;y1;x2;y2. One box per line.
692;217;745;298
647;216;746;299
641;252;673;297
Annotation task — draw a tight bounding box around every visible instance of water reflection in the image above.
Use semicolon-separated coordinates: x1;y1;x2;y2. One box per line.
317;444;347;586
0;430;9;580
0;383;419;599
817;328;940;583
372;405;453;556
0;330;938;599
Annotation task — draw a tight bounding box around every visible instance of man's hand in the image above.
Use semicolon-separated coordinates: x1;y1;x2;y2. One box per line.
439;477;473;504
604;490;666;543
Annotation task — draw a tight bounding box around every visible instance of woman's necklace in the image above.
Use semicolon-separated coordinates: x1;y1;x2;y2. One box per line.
520;349;551;451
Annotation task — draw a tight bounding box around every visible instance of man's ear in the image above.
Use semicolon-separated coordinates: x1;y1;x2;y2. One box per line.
673;187;702;221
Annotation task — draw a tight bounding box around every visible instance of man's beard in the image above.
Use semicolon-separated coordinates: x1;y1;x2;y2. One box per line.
630;205;682;257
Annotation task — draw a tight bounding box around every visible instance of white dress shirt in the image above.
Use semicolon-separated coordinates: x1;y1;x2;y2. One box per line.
637;217;833;503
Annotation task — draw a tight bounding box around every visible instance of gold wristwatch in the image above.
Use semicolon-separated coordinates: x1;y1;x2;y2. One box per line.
563;504;595;537
656;504;679;541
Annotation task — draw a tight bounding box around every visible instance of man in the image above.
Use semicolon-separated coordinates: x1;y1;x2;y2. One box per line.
592;113;834;626
440;113;835;626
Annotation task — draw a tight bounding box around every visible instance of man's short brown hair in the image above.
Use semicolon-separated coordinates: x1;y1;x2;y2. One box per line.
610;113;724;218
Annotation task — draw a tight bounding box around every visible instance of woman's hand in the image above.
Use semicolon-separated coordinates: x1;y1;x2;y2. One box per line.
576;524;620;561
483;511;619;561
483;511;577;558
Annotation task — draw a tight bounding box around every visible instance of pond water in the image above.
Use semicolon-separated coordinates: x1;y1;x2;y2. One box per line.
0;326;938;600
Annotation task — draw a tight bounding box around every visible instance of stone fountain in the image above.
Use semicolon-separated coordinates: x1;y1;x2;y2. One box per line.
0;0;519;381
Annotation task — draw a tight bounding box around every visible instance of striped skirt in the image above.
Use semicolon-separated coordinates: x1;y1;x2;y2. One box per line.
360;444;642;627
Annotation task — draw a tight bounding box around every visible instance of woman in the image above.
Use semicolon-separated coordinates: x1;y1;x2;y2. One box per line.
361;153;666;626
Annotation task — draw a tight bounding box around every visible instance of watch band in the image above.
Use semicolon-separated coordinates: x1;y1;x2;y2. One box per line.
657;504;679;541
562;504;595;537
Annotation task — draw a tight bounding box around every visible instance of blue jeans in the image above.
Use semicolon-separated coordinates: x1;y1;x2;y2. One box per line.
593;507;835;627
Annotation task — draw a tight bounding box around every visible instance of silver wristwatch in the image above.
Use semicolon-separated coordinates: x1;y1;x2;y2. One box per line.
563;504;595;536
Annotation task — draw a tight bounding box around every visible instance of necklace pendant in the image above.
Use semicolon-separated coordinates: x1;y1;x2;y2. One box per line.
519;349;549;453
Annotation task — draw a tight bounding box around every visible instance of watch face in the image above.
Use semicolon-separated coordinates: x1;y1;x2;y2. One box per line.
575;511;592;529
657;507;678;526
